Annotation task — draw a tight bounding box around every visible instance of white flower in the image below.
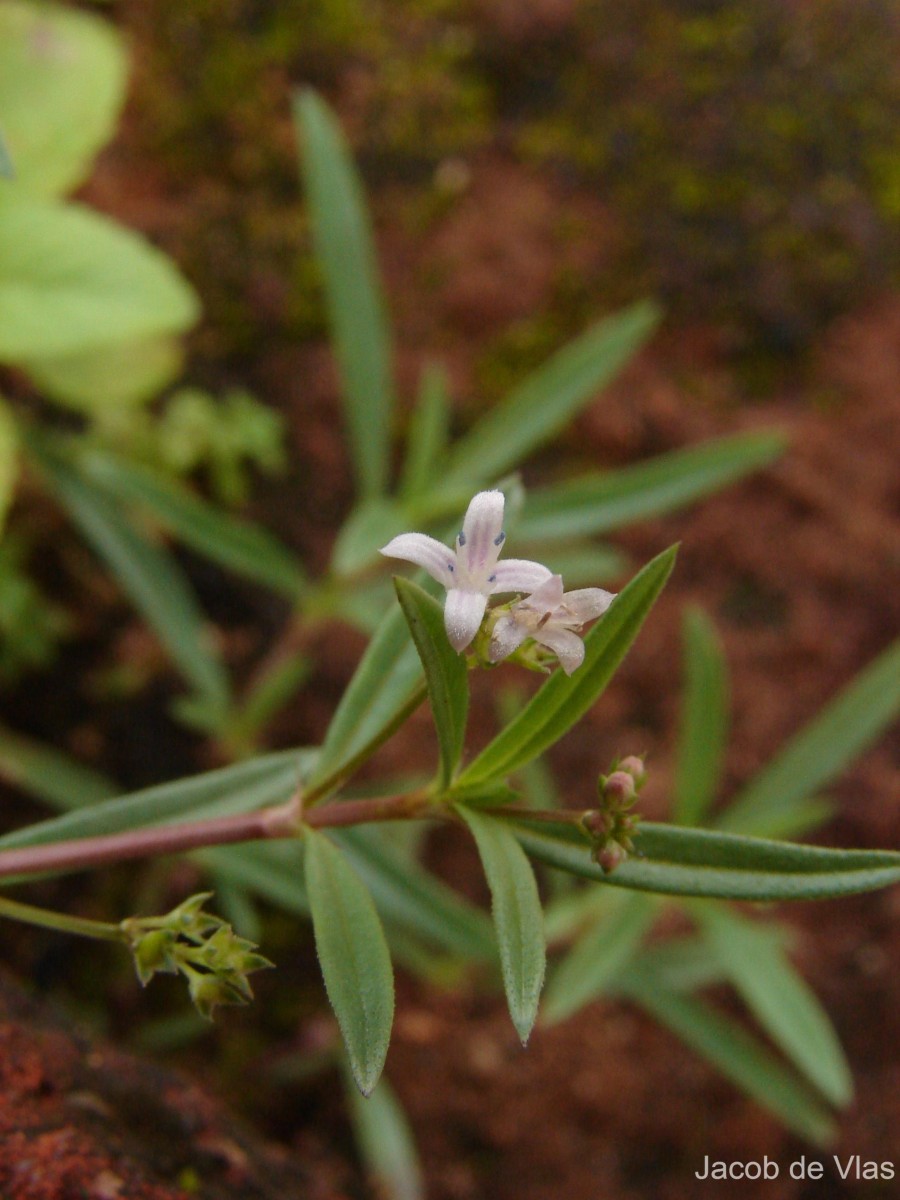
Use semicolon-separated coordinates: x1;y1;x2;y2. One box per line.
380;490;552;652
489;573;616;675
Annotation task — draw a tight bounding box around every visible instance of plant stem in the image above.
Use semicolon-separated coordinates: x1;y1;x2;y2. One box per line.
0;791;432;882
0;894;127;942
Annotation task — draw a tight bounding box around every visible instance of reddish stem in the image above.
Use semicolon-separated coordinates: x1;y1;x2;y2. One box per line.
0;791;431;882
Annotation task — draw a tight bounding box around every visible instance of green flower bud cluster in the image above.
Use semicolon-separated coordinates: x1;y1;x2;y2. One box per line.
121;892;272;1021
581;756;646;873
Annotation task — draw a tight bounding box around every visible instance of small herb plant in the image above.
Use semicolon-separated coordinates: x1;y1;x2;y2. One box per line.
0;34;897;1181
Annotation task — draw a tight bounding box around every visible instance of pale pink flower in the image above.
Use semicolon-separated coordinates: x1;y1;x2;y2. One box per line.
489;574;615;675
380;490;552;652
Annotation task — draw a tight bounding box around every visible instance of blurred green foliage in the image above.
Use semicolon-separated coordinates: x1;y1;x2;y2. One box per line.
91;387;287;508
0;536;68;684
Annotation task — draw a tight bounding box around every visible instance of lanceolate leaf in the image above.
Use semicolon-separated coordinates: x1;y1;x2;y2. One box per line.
510;817;900;901
620;964;836;1145
454;545;677;788
78;449;307;600
305;830;394;1095
457;805;546;1043
31;442;229;714
294;90;395;501
673;608;729;826
442;301;660;488
395;577;468;787
718;637;900;837
518;431;787;542
693;903;853;1107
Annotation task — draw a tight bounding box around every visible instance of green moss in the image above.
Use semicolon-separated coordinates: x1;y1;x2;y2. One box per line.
503;0;900;348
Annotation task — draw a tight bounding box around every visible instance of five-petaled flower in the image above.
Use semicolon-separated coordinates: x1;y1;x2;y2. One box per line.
489;573;615;675
380;490;552;652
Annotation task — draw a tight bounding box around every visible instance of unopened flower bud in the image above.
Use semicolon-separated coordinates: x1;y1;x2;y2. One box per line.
602;770;636;805
593;843;628;874
618;756;647;786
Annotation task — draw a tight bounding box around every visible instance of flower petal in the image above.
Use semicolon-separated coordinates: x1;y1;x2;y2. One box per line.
444;588;488;652
488;613;531;664
561;587;616;623
489;559;553;595
459;490;505;582
536;626;586;675
518;573;564;612
380;533;455;587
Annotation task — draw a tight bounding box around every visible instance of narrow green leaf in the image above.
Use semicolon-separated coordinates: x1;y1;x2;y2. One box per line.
518;431;788;541
31;442;229;713
0;749;309;852
345;1070;425;1200
673;608;729;825
693;903;853;1107
510;817;900;901
77;449;307;600
395;578;468;788
543;891;657;1024
400;363;451;500
621;965;836;1144
294;90;395;500
442;301;661;487
0;1;127;197
305;829;395;1095
457;805;545;1043
719;637;900;837
454;545;677;788
0;195;199;359
0;724;116;809
310;602;424;798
